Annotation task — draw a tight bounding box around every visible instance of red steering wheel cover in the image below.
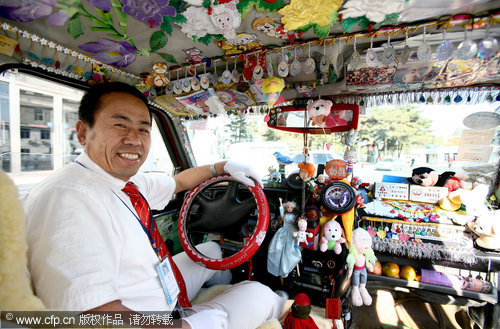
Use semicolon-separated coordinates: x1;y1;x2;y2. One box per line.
178;174;269;270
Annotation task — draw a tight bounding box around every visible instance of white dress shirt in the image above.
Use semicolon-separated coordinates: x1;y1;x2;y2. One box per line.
24;151;176;311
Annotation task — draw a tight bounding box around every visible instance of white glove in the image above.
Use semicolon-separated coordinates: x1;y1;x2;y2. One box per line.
224;161;263;187
183;309;228;329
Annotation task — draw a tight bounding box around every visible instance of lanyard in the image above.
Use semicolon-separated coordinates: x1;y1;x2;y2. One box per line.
75;160;163;260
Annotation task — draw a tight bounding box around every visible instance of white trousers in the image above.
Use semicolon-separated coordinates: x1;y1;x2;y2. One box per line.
173;242;285;329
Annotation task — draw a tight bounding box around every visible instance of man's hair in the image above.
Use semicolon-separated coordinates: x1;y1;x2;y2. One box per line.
79;82;150;127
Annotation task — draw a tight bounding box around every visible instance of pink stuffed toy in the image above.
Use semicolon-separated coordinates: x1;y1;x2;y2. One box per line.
307;99;333;127
319;220;346;253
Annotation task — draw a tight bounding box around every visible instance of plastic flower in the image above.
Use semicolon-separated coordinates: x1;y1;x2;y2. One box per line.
0;0;56;22
79;39;136;68
120;0;176;28
88;0;111;12
278;0;342;31
339;0;409;23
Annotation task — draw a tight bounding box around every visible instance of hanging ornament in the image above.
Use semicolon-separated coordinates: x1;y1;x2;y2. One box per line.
173;69;182;94
278;49;289;77
231;58;240;83
366;35;379;67
417;26;432;61
381;35;395;65
267;53;274;78
320;41;330;73
200;63;210;89
350;36;361;68
222;60;232;84
304;43;316;75
191;75;200;91
400;29;410;64
212;61;219;86
253;54;264;80
290;47;301;76
165;71;173;95
436;30;454;61
478;22;499;59
457;20;478;60
182;67;192;93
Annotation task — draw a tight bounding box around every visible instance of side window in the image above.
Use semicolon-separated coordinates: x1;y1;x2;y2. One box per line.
0;73;84;195
139;118;174;175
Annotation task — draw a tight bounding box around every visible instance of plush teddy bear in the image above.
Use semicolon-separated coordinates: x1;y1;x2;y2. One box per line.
255;77;285;106
319;219;346;253
408;167;463;193
307;99;333;127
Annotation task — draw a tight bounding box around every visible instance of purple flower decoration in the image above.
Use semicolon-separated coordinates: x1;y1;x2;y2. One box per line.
87;0;111;12
47;11;69;26
79;38;136;68
121;0;176;28
0;0;56;22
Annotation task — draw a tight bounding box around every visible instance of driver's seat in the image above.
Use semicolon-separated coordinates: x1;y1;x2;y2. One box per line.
0;170;285;329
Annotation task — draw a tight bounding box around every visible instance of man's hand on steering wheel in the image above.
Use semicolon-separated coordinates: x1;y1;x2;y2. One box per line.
223;160;263;188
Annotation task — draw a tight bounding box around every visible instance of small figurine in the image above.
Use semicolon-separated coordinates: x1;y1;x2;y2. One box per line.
346;228;377;306
267;198;302;277
298;161;315;181
344;148;357;174
292;218;313;248
283;293;319;329
319;219;345;254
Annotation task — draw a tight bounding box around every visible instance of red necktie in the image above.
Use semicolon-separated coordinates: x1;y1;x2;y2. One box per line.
122;181;191;308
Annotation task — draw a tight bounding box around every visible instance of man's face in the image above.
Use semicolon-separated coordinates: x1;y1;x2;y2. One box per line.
77;92;152;181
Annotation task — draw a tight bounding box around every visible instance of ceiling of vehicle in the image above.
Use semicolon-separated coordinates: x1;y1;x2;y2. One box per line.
0;0;499;116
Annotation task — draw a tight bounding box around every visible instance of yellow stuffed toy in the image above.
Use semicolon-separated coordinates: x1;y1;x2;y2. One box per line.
255;77;285;106
0;170;45;311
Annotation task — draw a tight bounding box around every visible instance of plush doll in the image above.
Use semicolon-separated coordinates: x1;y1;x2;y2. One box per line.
255;77;285;106
147;63;169;87
298;161;315;181
468;210;500;250
292;218;313;248
319;219;346;253
307;99;332;127
409;167;463;193
341;128;358;148
346;227;377;306
305;205;321;229
283;293;319;329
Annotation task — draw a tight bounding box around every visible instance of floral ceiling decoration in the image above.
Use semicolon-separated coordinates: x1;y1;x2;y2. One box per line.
278;0;343;38
0;0;185;67
236;0;285;20
339;0;410;32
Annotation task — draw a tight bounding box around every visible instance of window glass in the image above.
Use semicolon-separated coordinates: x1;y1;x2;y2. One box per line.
63;99;80;165
20;90;54;171
140;118;174;175
0;81;9;172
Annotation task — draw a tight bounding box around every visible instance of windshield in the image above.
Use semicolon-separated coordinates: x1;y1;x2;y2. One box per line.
183;98;499;187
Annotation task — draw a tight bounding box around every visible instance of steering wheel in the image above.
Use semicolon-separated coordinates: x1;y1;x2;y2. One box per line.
178;174;269;270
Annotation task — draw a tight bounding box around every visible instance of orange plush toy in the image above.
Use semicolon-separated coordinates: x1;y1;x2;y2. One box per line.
298;162;315;181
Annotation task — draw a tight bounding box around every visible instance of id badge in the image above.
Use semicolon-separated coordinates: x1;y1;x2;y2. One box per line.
156;258;180;311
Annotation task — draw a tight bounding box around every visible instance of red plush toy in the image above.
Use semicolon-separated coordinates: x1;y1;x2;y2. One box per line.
283;293;319;329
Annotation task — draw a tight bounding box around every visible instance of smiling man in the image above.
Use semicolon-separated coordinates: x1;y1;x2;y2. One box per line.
23;82;285;329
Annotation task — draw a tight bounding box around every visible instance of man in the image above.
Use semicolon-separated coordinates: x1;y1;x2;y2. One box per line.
24;82;285;329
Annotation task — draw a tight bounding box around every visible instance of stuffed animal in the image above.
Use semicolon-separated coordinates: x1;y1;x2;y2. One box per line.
292;218;313;248
283;293;319;329
255;77;285;106
298;161;315;181
346;227;377;306
147;63;169;87
344;149;357;174
341;128;358;148
307;99;332;127
305;205;321;229
468;210;500;250
319;219;346;253
409;167;463;193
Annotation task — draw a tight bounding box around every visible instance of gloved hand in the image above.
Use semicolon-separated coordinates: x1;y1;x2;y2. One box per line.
183;309;228;329
224;161;263;187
